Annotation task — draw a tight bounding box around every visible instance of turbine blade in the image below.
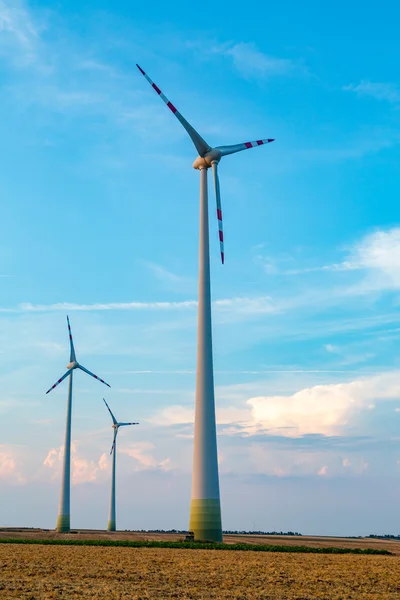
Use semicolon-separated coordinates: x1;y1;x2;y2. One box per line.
46;369;72;394
216;138;275;157
136;64;211;157
110;429;117;455
211;162;224;264
78;365;110;388
103;398;117;425
118;422;139;426
66;315;77;362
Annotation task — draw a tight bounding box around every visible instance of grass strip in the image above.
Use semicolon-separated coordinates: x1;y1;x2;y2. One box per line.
0;538;391;555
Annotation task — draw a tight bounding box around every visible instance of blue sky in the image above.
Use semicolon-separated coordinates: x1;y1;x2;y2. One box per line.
1;0;400;535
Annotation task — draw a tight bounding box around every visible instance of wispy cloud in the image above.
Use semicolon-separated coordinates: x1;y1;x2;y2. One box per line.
344;80;400;104
258;227;400;294
0;0;41;67
297;129;399;163
141;261;195;294
0;0;180;146
284;261;357;275
8;300;197;312
119;442;171;471
187;38;299;81
224;42;296;80
0;296;278;316
110;369;368;375
2;227;400;348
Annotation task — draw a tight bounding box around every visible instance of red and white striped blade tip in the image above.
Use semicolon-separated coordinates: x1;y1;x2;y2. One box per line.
136;64;145;75
245;139;274;147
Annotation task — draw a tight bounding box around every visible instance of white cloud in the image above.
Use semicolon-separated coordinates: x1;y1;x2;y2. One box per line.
158;458;172;471
272;227;400;296
344;81;400;104
247;372;400;437
0;449;17;477
43;447;58;469
43;443;109;484
98;453;108;471
0;445;24;482
152;371;400;439
119;442;170;471
150;405;193;426
325;344;339;353
72;451;108;484
348;228;400;289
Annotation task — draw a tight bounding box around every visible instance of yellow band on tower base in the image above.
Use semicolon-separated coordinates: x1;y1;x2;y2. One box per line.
189;499;222;542
56;514;70;533
107;520;116;532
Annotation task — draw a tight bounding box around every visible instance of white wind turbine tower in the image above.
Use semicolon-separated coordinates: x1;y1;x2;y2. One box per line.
103;398;139;532
137;65;274;542
46;316;111;532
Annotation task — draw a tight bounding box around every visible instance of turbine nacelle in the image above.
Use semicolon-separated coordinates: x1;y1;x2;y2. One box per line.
66;361;79;370
193;148;222;170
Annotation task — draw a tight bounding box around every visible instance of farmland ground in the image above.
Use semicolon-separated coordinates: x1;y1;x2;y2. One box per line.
0;544;399;599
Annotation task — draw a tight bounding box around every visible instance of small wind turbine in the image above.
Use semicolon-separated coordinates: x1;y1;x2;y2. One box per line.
137;64;274;542
103;398;139;532
46;316;110;532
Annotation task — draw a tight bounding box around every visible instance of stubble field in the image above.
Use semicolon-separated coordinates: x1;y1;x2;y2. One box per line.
1;544;399;599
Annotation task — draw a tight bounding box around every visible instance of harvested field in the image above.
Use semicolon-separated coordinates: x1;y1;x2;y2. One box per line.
0;543;399;599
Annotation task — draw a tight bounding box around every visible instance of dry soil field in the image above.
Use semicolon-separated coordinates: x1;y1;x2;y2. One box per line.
0;543;399;599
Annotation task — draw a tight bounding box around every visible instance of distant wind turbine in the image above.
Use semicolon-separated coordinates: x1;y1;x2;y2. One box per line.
46;316;110;532
137;65;274;541
103;398;139;532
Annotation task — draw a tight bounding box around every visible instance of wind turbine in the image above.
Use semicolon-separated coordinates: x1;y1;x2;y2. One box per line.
103;398;139;532
46;316;111;532
137;64;274;542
